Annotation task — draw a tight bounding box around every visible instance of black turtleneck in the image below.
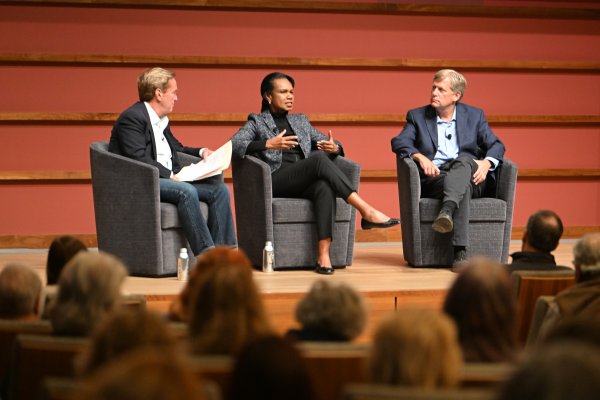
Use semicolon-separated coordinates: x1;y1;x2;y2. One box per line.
245;111;305;166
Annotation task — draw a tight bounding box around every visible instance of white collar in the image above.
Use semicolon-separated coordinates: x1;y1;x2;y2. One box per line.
144;102;169;127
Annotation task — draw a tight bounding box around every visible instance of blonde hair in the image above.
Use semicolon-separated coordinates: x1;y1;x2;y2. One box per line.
49;251;127;336
369;309;463;389
434;69;467;102
188;248;272;355
137;67;175;102
295;280;367;340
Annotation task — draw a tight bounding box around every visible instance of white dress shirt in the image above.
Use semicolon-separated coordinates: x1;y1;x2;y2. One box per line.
144;102;173;172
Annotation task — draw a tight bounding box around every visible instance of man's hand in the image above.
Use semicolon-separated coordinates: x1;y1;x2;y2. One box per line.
171;175;182;181
412;153;440;177
203;149;214;160
266;129;298;150
317;131;339;153
473;159;492;185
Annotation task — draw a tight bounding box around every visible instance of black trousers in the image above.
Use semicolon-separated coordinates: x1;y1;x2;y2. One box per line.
421;154;487;247
271;153;356;241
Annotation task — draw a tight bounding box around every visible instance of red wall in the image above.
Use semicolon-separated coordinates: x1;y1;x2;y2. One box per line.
0;4;599;236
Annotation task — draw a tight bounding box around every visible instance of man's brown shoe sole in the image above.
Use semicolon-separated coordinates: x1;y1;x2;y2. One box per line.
432;215;453;233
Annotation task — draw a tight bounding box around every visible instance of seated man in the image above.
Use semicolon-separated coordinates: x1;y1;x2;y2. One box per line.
539;233;600;338
0;263;41;320
109;68;237;256
391;69;505;268
506;210;572;274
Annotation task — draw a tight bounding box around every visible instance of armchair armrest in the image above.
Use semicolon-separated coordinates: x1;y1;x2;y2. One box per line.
332;156;361;193
396;155;423;266
90;142;162;272
231;156;274;267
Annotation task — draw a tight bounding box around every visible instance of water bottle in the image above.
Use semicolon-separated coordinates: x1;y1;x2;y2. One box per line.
177;248;189;281
262;241;274;273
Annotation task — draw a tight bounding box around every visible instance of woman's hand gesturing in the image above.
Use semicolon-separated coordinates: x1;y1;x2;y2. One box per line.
266;129;298;150
317;131;339;154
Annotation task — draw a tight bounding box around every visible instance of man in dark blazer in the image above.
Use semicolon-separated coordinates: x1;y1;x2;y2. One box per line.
109;67;236;257
391;69;505;268
506;210;572;274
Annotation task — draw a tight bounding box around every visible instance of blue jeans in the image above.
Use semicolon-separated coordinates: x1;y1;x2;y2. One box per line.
159;176;237;256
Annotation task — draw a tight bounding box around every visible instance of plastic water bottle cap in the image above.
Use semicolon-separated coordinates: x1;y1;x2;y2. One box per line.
265;241;273;246
180;248;187;253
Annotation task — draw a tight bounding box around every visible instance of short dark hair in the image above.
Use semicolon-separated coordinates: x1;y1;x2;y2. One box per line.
47;235;88;285
260;72;295;112
526;210;563;253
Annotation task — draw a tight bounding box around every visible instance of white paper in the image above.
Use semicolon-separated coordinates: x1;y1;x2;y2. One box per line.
175;141;232;182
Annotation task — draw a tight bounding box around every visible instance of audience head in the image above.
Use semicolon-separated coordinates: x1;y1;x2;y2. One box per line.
230;336;314;400
168;246;254;322
82;349;204;400
188;247;272;355
433;69;467;103
0;263;42;320
443;258;518;363
294;279;367;341
523;210;563;253
47;235;88;285
369;309;462;389
260;72;295;112
137;67;176;102
49;251;127;336
497;342;600;400
573;233;600;282
79;309;177;376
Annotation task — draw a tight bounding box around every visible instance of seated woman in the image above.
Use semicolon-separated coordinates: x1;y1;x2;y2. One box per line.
231;72;400;274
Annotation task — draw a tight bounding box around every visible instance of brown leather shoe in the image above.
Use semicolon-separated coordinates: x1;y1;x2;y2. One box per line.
432;209;453;233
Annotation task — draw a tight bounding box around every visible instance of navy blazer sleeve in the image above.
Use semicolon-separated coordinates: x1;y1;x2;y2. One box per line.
391;109;422;159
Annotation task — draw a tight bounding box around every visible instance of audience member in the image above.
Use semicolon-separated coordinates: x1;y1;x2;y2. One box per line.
538;233;600;337
287;279;367;342
443;258;518;363
82;349;205;400
79;309;177;376
506;210;571;273
188;248;272;355
47;235;88;285
542;318;600;350
497;342;600;400
229;336;314;400
369;309;462;389
168;246;253;322
0;263;41;320
49;252;127;336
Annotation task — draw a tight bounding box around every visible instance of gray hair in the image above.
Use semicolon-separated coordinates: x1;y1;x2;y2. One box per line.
434;69;467;103
0;263;42;319
574;233;600;279
49;251;127;336
295;280;367;340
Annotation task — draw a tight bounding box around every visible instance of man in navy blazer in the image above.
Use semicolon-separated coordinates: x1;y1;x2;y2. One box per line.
391;69;505;268
109;68;237;257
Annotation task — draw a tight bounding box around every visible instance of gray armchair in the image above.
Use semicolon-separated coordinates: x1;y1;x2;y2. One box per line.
90;141;214;277
232;153;360;270
396;156;518;267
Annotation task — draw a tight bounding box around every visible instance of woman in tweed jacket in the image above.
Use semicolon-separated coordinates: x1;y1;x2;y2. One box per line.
231;72;400;274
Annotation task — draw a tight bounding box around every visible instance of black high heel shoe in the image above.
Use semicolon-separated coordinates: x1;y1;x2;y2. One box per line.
360;218;401;230
315;262;334;275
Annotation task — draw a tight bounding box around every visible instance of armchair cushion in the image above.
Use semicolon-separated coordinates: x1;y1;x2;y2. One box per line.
419;198;507;222
272;198;353;223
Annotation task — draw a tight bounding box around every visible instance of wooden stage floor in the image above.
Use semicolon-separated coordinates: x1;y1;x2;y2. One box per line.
0;241;576;342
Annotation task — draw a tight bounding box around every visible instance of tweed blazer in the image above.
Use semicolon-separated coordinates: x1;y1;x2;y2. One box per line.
231;110;344;173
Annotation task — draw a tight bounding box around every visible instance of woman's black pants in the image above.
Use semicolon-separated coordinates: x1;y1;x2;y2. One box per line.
271;154;356;241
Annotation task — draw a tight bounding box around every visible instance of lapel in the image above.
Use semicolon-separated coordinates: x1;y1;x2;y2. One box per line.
287;114;310;156
259;110;279;138
139;102;158;159
456;103;468;150
425;106;438;150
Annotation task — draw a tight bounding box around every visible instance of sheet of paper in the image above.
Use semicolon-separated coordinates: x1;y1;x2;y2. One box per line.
175;141;232;182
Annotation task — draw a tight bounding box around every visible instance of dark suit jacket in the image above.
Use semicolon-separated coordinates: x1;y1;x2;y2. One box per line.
391;103;505;182
505;251;572;274
108;102;202;179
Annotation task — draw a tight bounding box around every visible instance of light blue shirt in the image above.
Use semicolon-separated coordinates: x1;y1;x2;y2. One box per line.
433;107;498;170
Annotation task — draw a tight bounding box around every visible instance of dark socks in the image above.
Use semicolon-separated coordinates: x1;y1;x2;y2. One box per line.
454;246;466;258
441;200;458;216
